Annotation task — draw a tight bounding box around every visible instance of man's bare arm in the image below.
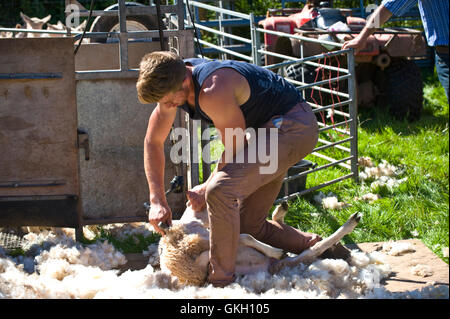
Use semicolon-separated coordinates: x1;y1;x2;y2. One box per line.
342;4;393;53
185;69;248;211
144;103;177;233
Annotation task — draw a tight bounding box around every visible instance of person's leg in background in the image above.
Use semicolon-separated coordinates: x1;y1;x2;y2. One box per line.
435;48;449;104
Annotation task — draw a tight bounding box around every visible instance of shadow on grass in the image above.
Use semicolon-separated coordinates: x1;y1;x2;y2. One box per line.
357;67;448;136
316;206;358;246
358;107;448;136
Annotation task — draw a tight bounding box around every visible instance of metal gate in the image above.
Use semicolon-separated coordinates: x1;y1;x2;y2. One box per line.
184;0;359;202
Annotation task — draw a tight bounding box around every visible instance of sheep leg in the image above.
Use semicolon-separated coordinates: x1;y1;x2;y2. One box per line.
239;234;285;260
271;201;289;224
269;212;361;274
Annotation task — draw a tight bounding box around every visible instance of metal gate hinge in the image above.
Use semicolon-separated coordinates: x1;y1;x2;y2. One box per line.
77;128;90;161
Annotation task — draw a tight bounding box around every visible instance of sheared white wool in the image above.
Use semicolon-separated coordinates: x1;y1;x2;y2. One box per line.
442;247;449;258
361;160;398;179
357;159;407;191
410;265;434;277
143;243;160;267
358;157;374;168
355;193;381;203
313;192;348;210
322;196;347;210
382;241;416;256
371;176;408;190
0;227;447;299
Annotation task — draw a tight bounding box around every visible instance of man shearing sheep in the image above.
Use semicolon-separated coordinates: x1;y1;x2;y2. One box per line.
136;51;334;287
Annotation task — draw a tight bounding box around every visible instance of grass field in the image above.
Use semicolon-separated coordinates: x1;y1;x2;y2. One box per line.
284;67;449;263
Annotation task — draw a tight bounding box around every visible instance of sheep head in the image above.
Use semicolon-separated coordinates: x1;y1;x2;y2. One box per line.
159;221;210;286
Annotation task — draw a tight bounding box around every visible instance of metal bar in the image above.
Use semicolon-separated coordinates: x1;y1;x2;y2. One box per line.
155;0;165;50
311;152;352;170
297;74;351;91
75;69;139;81
293;28;423;35
197;39;253;61
249;12;261;66
176;0;185;31
75;29;185;39
260;49;349;73
314;106;350;118
317;138;351;153
118;0;128;72
300;41;305;99
274;173;355;204
190;22;252;43
218;0;225;60
193;18;253;28
0;27;82;35
187;0;250;19
201;43;251;54
82;215;147;225
201;121;211;182
309;100;352;113
0;180;66;188
261;49;351;70
304;60;349;74
346;50;359;181
0;73;63;80
287;77;350;98
256;27;343;49
317;121;350;135
283;155;353;183
190;118;200;187
310;100;351;117
77;5;177;17
313;137;353;153
0;195;78;201
318;119;352;133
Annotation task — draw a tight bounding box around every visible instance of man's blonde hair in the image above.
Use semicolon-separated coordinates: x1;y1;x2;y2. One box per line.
136;51;187;103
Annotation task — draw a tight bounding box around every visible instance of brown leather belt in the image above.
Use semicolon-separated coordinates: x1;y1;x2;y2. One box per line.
435;46;449;54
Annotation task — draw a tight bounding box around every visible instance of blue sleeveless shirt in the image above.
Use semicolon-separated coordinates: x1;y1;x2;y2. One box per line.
179;58;304;129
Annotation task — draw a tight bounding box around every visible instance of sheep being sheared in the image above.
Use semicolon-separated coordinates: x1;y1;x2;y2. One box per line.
158;200;361;286
1;221;448;298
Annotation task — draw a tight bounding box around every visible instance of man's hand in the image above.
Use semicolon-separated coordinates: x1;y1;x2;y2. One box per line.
342;35;367;55
186;183;207;211
148;202;172;235
342;4;392;55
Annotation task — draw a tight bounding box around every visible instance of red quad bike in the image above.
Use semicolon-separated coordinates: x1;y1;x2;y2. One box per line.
259;2;427;121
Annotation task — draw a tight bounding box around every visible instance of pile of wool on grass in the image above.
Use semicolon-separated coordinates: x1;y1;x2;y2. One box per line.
358;159;407;190
313;192;349;210
314;157;408;210
354;193;381;203
1;226;448;299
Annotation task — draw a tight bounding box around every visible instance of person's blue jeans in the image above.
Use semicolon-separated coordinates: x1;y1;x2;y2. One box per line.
435;50;449;104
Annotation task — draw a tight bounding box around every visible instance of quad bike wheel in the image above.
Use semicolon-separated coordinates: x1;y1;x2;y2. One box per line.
89;2;164;44
385;58;423;121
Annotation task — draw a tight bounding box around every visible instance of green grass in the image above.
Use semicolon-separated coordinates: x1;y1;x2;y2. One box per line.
80;226;161;254
283;67;449;263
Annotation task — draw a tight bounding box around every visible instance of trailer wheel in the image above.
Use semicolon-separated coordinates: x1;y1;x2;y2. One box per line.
385;58;423;121
89;2;163;43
